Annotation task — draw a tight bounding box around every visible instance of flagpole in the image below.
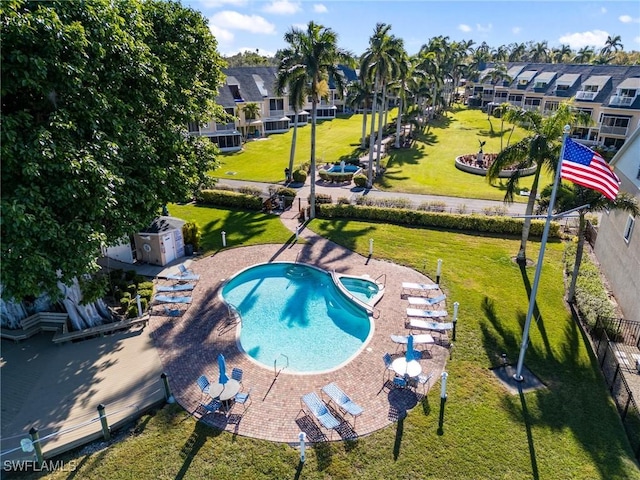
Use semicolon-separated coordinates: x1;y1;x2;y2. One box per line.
514;125;571;382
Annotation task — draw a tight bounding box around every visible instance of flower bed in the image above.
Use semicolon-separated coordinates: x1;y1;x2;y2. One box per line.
455;153;537;178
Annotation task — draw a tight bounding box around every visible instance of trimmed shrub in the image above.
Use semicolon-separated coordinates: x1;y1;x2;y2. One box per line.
417;201;447;212
357;196;413;209
337;196;351;205
237;186;263;197
310;193;333;204
127;284;138;295
353;174;368;188
182;221;201;251
137;281;154;291
120;297;131;310
127;304;139;319
137;289;154;302
273;187;296;198
316;204;560;238
196;189;263;211
292;169;307;183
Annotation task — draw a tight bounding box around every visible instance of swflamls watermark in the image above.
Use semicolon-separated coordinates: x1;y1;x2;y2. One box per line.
3;460;78;472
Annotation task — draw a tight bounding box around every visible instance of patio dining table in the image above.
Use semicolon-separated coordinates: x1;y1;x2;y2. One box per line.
209;379;241;408
391;357;422;378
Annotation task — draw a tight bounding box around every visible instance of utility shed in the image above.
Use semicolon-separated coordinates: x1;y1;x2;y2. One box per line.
134;216;185;266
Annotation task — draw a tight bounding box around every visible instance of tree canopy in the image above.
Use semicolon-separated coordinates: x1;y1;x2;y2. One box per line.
1;0;225;301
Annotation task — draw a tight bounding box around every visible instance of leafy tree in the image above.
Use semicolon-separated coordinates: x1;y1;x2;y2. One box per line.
1;0;224;301
224;49;276;67
487;104;590;265
538;183;638;302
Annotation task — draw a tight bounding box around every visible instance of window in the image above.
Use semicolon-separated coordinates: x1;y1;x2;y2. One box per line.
623;216;635;244
556;84;570;92
269;98;284;111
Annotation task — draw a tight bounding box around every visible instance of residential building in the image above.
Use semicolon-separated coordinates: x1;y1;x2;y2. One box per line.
594;127;640;321
470;63;640;151
188;66;356;152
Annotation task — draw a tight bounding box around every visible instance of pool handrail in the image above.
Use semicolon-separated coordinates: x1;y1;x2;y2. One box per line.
374;273;387;288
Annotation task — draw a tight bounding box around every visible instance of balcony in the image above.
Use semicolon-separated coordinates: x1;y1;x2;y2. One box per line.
575;90;598;101
522;105;540;112
268;109;285;118
215;123;237;132
608;95;635;107
599;125;628;136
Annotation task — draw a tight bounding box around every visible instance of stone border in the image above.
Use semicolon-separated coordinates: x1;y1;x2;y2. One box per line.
455;155;537;178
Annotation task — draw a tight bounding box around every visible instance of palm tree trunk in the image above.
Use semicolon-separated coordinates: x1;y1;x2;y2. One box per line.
507;125;516;148
395;96;402;148
500;117;505;151
375;83;387;171
516;166;542;264
431;84;437;119
367;75;380;188
288;111;299;179
360;105;368;149
310;99;317;219
567;213;586;302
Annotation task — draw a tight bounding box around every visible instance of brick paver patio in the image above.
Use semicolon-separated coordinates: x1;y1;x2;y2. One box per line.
149;210;451;442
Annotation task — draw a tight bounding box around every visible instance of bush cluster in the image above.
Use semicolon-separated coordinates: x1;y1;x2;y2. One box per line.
563;242;615;328
417;201;447;212
196;189;263;211
356;196;413;209
292;169;307;183
316;204;560;237
353;174;368;188
108;270;155;319
318;170;354;183
310;193;333;204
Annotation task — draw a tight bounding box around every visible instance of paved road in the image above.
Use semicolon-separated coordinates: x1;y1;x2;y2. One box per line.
214;177;529;216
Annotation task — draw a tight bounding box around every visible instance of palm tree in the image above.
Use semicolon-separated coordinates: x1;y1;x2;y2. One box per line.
551;44;572;63
276;48;306;183
492;102;515;151
360;23;403;186
487;103;591;265
601;34;623;56
529;41;549;63
280;21;350;218
344;80;370;148
240;102;261;139
573;46;595;64
538;183;638;302
508;42;527;62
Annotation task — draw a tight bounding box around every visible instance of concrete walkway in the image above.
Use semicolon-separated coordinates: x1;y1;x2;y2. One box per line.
214;177;529;216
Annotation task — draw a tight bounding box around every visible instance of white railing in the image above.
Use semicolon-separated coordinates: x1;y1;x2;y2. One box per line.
608;95;635;107
599;125;628;136
575;90;598;101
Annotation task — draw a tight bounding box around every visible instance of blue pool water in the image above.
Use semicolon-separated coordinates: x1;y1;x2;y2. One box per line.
221;263;372;373
326;164;360;173
337;277;380;304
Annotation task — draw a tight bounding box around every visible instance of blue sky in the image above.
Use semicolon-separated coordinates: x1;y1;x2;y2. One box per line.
184;0;640;57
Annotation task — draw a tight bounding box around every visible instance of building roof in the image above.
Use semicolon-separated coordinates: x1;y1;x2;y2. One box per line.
140;216;185;234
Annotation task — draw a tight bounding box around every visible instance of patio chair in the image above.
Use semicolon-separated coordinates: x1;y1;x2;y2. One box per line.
201;398;223;415
407;294;447;306
393;376;408;389
406;319;453;332
321;383;363;428
233;387;252;413
416;372;434;394
155;295;192;304
196;375;211;398
163;305;182;317
383;352;395;380
156;283;196;293
231;367;243;384
300;392;340;436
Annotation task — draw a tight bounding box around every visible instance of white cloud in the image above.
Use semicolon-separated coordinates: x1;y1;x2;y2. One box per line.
601;7;607;14
512;26;521;35
210;11;276;34
313;4;328;13
458;24;472;33
476;23;492;33
558;30;609;49
209;24;234;43
292;23;308;30
262;0;302;15
619;14;640;23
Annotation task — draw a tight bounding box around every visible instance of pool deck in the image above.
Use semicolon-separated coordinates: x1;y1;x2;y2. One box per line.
150;208;451;443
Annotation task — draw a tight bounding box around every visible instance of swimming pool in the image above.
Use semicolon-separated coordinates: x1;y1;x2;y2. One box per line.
220;262;374;373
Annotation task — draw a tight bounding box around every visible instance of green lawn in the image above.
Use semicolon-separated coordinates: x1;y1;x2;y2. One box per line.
34;212;640;480
212;106;553;202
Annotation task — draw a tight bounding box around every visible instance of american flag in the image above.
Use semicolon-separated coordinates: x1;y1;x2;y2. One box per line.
560;138;620;200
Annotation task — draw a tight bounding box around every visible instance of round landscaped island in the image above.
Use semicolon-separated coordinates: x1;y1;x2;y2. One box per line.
455;153;537;178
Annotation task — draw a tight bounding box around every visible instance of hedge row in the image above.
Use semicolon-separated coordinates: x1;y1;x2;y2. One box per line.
196;189;263;211
316;203;560;237
563;242;615;327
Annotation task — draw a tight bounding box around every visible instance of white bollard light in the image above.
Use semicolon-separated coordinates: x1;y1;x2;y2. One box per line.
369;238;374;256
221;231;227;247
440;371;448;399
299;431;306;463
453;302;459;322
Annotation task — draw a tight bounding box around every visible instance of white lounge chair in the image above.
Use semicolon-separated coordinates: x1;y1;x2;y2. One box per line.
156;283;196;292
406;318;453;331
407;294;447;306
401;282;439;296
155;295;192;304
406;308;448;318
299;392;340;437
321;383;363;428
